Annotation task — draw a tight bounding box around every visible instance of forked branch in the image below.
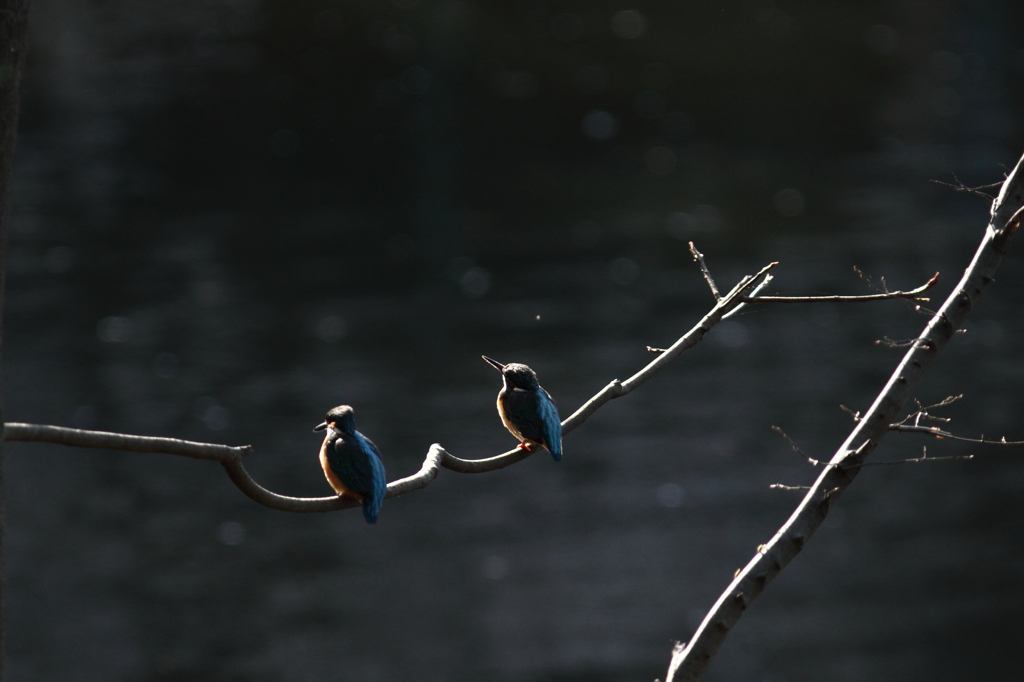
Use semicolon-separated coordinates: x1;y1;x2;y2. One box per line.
663;150;1024;682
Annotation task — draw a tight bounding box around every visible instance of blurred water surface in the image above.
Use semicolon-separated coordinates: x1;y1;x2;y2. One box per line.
5;0;1024;680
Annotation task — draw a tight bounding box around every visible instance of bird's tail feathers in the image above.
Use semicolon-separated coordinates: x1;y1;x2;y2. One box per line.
548;442;562;462
362;497;381;524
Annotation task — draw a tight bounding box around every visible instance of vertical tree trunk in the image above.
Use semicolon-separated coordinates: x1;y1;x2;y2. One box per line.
0;0;31;677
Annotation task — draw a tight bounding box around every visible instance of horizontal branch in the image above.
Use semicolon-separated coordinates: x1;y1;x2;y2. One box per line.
741;272;939;304
664;149;1024;681
3;423;251;461
891;424;1024;445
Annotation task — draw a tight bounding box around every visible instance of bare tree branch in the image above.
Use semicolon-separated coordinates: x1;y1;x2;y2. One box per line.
929;174;1000;200
890;424;1024;445
663;151;1024;682
2;260;781;513
4;423;253;460
741;271;938;304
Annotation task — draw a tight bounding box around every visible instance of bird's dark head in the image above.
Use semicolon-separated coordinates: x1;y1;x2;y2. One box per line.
483;356;540;391
502;363;540;390
314;404;356;434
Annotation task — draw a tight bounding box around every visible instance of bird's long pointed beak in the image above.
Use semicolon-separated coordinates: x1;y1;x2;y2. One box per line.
482;355;505;371
313;421;329;432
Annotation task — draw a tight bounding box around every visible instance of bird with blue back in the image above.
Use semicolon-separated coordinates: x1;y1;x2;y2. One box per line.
314;405;387;524
482;356;563;461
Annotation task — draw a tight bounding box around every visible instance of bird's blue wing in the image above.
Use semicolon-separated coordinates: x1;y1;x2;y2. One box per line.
537;389;563;461
356;434;387;523
328;433;387;523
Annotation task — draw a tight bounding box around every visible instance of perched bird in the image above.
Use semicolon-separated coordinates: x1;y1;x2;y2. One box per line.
314;405;387;524
482;355;563;461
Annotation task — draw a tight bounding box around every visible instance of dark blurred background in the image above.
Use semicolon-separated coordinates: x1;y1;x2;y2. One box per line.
5;0;1024;680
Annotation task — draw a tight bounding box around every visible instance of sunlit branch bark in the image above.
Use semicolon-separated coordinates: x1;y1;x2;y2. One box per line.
741;271;938;304
1;260;780;512
663;150;1024;682
890;424;1024;445
4;423;253;460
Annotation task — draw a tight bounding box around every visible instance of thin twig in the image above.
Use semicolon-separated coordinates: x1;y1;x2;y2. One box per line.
929;175;998;200
891;395;961;427
689;241;720;299
665;150;1024;682
770;426;820;466
890;424;1024;445
849;452;975;468
741;272;938;304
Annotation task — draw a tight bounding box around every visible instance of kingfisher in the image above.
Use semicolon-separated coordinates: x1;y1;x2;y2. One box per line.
482;355;563;461
314;405;387;524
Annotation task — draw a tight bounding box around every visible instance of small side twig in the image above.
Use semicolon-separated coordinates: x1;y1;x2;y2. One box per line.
929;174;999;200
742;272;938;304
771;426;820;466
848;446;974;468
689;241;721;299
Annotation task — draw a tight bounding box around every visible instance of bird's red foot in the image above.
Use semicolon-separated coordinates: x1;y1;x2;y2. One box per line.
516;442;534;451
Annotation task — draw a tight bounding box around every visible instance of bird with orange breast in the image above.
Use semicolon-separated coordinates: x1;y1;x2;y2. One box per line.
482;356;563;461
314;405;387;524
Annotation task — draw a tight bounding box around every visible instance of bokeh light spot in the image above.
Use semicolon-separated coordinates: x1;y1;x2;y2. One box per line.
460;267;492;299
715;320;749;348
197;397;230;431
218;521;246;546
657;483;684;508
316;315;348;343
610;10;646;39
581;110;618;141
97;316;134;343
